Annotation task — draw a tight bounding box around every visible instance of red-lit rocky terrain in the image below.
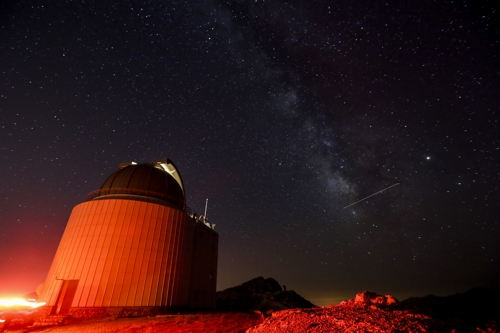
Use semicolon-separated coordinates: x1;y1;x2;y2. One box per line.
2;278;499;332
247;290;500;333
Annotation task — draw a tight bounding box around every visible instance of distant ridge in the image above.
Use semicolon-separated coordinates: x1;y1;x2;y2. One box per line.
216;277;314;314
401;287;500;325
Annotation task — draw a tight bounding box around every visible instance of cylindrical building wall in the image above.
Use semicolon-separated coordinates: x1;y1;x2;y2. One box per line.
38;198;194;308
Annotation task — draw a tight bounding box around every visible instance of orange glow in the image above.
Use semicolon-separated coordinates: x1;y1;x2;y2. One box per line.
0;298;46;309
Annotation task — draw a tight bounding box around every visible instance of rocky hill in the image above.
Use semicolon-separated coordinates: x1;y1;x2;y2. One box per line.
401;287;500;327
216;277;314;314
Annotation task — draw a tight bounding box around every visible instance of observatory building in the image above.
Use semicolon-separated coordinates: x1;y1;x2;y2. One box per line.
37;159;218;316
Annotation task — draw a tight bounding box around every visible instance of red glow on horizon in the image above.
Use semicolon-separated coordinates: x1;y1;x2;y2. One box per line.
0;298;46;309
0;215;58;297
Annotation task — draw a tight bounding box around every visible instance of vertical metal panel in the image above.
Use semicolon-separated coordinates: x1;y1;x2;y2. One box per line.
162;207;176;306
171;210;181;305
128;201;148;306
109;200;135;306
117;201;135;305
170;208;180;305
70;200;96;297
85;199;112;306
92;199;118;307
88;198;110;306
134;203;153;306
119;201;141;305
149;205;161;306
76;199;106;306
142;203;160;305
101;199;127;306
155;203;167;306
168;207;179;305
157;205;171;306
56;203;82;281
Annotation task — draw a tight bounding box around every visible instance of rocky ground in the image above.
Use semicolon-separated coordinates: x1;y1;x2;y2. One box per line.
2;278;499;332
246;290;500;333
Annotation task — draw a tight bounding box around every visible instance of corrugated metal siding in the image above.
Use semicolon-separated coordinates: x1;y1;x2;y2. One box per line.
38;199;195;308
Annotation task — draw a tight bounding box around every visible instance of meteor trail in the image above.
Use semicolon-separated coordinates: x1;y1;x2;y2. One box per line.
343;182;401;209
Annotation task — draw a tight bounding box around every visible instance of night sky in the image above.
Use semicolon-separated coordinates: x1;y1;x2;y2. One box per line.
1;0;498;305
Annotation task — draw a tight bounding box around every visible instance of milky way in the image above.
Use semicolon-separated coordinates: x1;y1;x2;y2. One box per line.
0;0;498;304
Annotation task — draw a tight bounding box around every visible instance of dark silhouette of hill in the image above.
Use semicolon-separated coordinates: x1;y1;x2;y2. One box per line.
216;277;314;313
401;287;500;327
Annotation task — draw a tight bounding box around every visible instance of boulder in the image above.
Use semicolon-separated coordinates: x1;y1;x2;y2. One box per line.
354;290;398;305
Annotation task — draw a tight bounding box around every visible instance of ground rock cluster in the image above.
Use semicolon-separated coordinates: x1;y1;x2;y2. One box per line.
342;290;398;306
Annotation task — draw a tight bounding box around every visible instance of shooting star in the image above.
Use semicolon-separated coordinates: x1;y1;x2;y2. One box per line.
343;182;401;209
